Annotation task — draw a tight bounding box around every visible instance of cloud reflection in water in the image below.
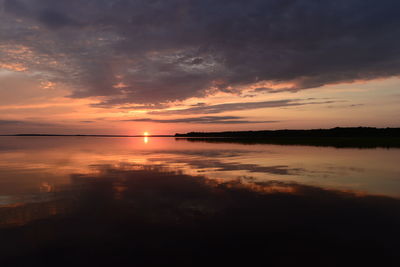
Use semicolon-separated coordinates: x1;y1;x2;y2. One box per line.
1;163;399;266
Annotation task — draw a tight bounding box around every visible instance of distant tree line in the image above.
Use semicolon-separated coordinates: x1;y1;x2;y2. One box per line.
175;127;400;138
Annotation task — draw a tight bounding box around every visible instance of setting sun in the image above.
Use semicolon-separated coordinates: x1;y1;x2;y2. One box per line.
143;132;149;136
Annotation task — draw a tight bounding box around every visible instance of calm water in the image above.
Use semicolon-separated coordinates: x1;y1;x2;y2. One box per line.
1;137;399;266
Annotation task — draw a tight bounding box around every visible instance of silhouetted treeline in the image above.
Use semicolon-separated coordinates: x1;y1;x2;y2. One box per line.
175;127;400;138
3;134;173;137
175;127;400;148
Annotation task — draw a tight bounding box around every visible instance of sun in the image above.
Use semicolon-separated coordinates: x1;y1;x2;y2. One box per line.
143;132;149;136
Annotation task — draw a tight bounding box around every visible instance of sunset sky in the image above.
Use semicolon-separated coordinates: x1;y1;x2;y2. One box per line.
1;0;399;135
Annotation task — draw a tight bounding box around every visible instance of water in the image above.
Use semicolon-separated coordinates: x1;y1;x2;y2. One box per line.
1;137;399;266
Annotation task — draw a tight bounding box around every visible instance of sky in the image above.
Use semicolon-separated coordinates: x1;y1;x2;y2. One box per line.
0;0;399;135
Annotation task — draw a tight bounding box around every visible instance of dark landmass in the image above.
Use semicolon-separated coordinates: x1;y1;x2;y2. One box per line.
0;134;173;137
175;127;400;148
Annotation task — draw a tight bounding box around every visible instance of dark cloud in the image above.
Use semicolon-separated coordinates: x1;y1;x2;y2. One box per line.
2;0;400;105
0;119;57;134
251;87;300;94
0;120;25;125
124;116;279;124
113;103;170;110
38;9;82;29
0;119;53;126
149;99;337;115
327;103;365;109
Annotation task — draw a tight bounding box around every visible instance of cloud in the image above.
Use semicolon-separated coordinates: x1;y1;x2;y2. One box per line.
327;103;365;109
149;99;337;115
1;0;400;106
38;9;82;29
113;103;170;110
250;87;300;94
124;116;279;124
0;119;54;127
0;120;26;125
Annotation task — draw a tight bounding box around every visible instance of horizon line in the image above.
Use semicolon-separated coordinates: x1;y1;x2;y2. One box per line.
0;134;174;137
1;126;400;137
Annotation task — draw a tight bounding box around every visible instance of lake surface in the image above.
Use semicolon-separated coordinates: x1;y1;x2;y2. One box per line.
1;137;399;266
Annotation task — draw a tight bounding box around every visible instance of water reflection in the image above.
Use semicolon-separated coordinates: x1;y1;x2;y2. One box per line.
1;163;399;266
0;137;400;266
